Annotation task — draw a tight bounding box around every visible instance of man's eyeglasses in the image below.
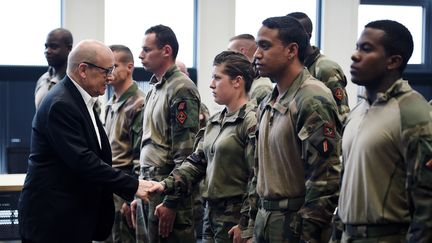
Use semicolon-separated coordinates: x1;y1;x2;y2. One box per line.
82;61;115;76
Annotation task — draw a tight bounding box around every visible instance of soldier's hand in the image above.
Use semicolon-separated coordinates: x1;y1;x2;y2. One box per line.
147;181;165;194
154;203;176;238
130;199;138;228
135;179;155;202
228;225;250;243
121;202;133;228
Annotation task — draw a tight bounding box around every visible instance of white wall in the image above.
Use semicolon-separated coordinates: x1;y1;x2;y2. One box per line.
63;0;105;43
321;0;360;109
197;0;235;113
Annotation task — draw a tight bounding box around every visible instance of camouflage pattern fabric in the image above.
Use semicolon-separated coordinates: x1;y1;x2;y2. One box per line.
104;82;145;174
304;46;349;124
202;200;243;243
249;76;273;106
249;69;342;243
162;103;257;241
34;66;64;109
338;79;432;242
102;82;145;243
138;65;200;243
254;208;303;243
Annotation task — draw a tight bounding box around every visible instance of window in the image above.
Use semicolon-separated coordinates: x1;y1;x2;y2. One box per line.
359;0;432;72
235;0;319;46
0;0;61;65
358;5;423;64
105;0;195;67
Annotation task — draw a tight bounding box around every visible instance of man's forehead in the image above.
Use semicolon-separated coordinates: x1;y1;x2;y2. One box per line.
257;26;278;38
142;33;156;45
358;28;385;44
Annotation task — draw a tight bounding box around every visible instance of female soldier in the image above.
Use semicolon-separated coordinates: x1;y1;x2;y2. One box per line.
144;50;257;243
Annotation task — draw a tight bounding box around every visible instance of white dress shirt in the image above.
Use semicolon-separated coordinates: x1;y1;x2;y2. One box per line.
69;76;101;148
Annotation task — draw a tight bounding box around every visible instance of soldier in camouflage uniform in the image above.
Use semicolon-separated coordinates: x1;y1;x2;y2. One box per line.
35;28;73;109
176;59;210;239
146;51;257;243
132;25;200;243
102;45;146;243
246;16;342;243
287;12;350;124
336;20;432;243
228;34;273;105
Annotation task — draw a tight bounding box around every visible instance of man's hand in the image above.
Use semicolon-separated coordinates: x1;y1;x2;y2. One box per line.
154;203;176;238
135;180;158;202
147;181;165;194
130;199;138;228
121;202;133;228
228;225;252;243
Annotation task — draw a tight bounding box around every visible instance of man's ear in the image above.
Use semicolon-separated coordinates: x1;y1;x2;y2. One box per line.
286;42;299;60
127;62;134;70
162;45;172;58
387;55;403;71
78;63;88;79
127;62;134;73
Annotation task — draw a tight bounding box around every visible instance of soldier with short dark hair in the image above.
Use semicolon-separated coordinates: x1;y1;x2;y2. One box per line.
336;19;432;243
248;16;342;243
34;28;73;109
287;12;350;123
228;33;273;105
130;24;200;243
102;44;146;243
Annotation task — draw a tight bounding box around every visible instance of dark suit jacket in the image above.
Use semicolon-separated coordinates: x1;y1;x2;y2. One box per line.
18;76;139;242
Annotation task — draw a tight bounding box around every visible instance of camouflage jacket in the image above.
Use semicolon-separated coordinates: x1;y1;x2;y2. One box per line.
34;66;65;109
140;65;200;208
247;69;342;241
249;76;273;106
162;102;256;226
104;82;145;176
305;46;349;123
339;79;432;242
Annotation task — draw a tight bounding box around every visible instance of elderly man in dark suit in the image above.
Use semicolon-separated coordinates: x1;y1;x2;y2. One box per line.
18;39;151;243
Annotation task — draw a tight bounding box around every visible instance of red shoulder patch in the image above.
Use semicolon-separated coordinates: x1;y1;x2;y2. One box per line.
177;111;187;124
324;123;335;138
334;88;344;101
178;101;186;110
323;139;329;153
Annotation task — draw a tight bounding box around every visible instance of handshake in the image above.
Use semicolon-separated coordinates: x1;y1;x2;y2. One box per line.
135;179;165;202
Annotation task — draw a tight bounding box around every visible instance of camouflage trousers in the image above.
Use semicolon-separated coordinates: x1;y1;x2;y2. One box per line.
254;207;302;243
340;224;408;243
202;199;243;243
135;198;150;243
100;194;136;243
192;186;205;239
340;232;406;243
146;193;196;243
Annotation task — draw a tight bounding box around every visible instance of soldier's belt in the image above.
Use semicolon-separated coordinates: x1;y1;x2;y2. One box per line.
259;197;304;211
205;196;243;208
344;223;409;238
141;165;174;180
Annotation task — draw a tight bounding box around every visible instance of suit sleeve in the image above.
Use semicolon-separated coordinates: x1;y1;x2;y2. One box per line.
46;101;138;201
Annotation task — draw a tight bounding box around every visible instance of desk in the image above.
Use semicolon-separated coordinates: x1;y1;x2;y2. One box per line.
0;174;25;240
0;174;26;192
